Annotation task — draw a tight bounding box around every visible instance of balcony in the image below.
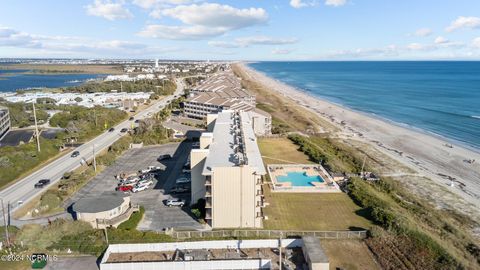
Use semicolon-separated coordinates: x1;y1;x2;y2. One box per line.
205;179;211;185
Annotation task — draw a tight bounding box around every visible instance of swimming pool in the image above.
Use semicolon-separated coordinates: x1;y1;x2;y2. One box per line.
276;172;324;187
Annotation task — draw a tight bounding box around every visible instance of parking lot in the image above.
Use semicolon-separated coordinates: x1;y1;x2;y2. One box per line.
66;142;204;231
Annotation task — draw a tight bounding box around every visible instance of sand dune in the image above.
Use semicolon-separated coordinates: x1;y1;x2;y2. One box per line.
238;63;480;213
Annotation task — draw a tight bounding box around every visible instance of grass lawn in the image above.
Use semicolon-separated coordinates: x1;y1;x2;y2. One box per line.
263;188;372;231
320;239;380;270
258;137;313;165
258;137;372;231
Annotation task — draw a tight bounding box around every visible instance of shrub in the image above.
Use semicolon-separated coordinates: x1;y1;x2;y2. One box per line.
117;206;145;230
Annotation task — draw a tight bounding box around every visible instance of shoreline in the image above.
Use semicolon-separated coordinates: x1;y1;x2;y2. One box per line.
246;63;480;153
238;62;480;210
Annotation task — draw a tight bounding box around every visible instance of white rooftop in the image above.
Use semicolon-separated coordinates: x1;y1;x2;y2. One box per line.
202;111;266;176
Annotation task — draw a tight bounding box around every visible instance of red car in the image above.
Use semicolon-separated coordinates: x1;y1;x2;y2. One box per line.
116;185;133;192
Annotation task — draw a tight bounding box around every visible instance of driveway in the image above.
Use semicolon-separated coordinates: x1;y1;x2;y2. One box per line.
65;142;203;231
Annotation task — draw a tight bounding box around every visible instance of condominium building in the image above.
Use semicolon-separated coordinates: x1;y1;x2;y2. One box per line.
0;106;10;140
190;111;266;228
184;89;255;119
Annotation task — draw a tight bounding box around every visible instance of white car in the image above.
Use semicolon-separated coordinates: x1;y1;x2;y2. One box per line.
175;177;191;184
132;181;153;193
147;166;161;171
166;199;185;207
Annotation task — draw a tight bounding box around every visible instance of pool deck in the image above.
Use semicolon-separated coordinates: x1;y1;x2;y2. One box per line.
267;164;341;193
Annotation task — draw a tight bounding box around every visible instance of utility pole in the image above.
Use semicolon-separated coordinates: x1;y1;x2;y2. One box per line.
32;102;41;152
1;199;10;247
94;109;98;127
103;219;109;245
360;156;367;178
278;234;283;269
92;144;97;172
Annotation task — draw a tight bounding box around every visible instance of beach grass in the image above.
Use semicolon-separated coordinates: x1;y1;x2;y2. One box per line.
231;64;336;134
257;137;372;231
320;239;380;270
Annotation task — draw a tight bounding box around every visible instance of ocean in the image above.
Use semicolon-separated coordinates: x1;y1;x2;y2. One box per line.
0;69;105;92
249;61;480;149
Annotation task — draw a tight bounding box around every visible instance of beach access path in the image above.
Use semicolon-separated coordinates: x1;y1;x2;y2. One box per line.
238;63;480;219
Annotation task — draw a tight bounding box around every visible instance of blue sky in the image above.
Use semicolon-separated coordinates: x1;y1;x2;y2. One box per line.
1;0;480;60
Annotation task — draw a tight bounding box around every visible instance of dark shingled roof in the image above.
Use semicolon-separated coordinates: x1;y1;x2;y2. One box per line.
72;193;128;213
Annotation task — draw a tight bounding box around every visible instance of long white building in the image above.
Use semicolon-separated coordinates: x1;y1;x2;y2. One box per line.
190;111;266;228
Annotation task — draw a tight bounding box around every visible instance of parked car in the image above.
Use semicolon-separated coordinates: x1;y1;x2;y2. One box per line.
166;199;185;207
132;181;153;193
129;117;134;121
70;151;80;158
116;185;133;192
157;154;172;161
119;176;139;185
120;128;128;133
134;119;140;123
34;179;50;188
175;177;191;184
108;128;115;132
170;186;190;194
147;165;161;171
137;179;153;186
182;168;191;174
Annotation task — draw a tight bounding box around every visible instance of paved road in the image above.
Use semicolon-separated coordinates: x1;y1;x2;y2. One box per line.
0;79;185;218
64;143;203;231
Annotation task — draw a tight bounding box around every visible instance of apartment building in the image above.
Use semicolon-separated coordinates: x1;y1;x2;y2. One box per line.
0;106;10;140
190;111;266;228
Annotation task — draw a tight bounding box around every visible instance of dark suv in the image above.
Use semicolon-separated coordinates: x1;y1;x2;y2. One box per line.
157;154;172;161
34;179;50;188
71;151;80;158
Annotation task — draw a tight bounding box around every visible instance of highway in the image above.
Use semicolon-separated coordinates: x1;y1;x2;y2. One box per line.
0;78;185;217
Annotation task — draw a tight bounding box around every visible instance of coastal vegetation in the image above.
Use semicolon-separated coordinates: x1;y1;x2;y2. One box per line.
63;79;176;94
233;64;480;270
0;138;61;189
118;206;145;230
0;64;124;74
0;102;127;188
0;101;49;127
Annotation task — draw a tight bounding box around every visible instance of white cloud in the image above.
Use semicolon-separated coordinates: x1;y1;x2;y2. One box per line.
162;3;267;29
473;37;480;48
272;48;293;55
446;16;480;32
138;24;225;40
413;28;432;37
434;36;448;44
0;26;41;48
407;42;434;51
0;26;177;57
139;3;268;40
132;0;197;9
85;0;133;21
236;36;297;46
325;0;347;7
208;36;297;48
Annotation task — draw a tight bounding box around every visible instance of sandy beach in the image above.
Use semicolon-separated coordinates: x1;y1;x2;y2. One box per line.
238;63;480;217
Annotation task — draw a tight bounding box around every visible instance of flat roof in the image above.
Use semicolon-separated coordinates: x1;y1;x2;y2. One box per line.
202;111;266;175
302;236;329;264
72;192;128;213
